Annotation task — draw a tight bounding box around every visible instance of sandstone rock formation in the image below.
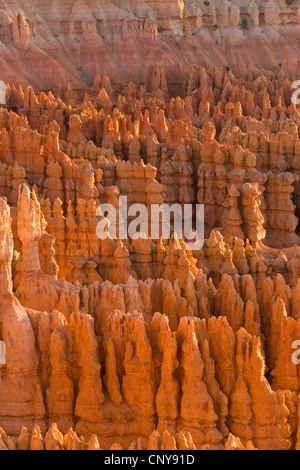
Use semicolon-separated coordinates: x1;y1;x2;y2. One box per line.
0;1;300;90
1;4;300;449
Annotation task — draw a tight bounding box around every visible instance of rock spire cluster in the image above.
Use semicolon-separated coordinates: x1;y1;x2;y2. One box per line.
0;27;300;448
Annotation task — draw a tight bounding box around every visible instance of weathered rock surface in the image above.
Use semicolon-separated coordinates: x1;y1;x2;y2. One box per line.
0;1;300;90
1;21;300;448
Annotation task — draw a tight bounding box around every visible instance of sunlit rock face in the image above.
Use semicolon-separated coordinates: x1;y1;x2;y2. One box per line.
0;0;300;452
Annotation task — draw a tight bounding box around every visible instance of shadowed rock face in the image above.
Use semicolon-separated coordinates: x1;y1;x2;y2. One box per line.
0;1;300;90
1;3;300;449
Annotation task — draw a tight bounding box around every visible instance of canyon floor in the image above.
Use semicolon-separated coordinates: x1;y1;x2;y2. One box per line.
1;0;300;451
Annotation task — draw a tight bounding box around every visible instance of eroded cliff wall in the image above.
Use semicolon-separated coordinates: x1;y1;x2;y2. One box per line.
0;1;300;90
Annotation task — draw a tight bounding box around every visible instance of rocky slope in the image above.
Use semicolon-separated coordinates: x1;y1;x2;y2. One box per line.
0;1;300;91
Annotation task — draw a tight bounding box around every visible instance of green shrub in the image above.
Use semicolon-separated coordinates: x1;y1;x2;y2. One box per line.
241;18;249;32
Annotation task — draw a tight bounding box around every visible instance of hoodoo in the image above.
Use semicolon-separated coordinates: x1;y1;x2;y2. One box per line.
0;0;300;452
